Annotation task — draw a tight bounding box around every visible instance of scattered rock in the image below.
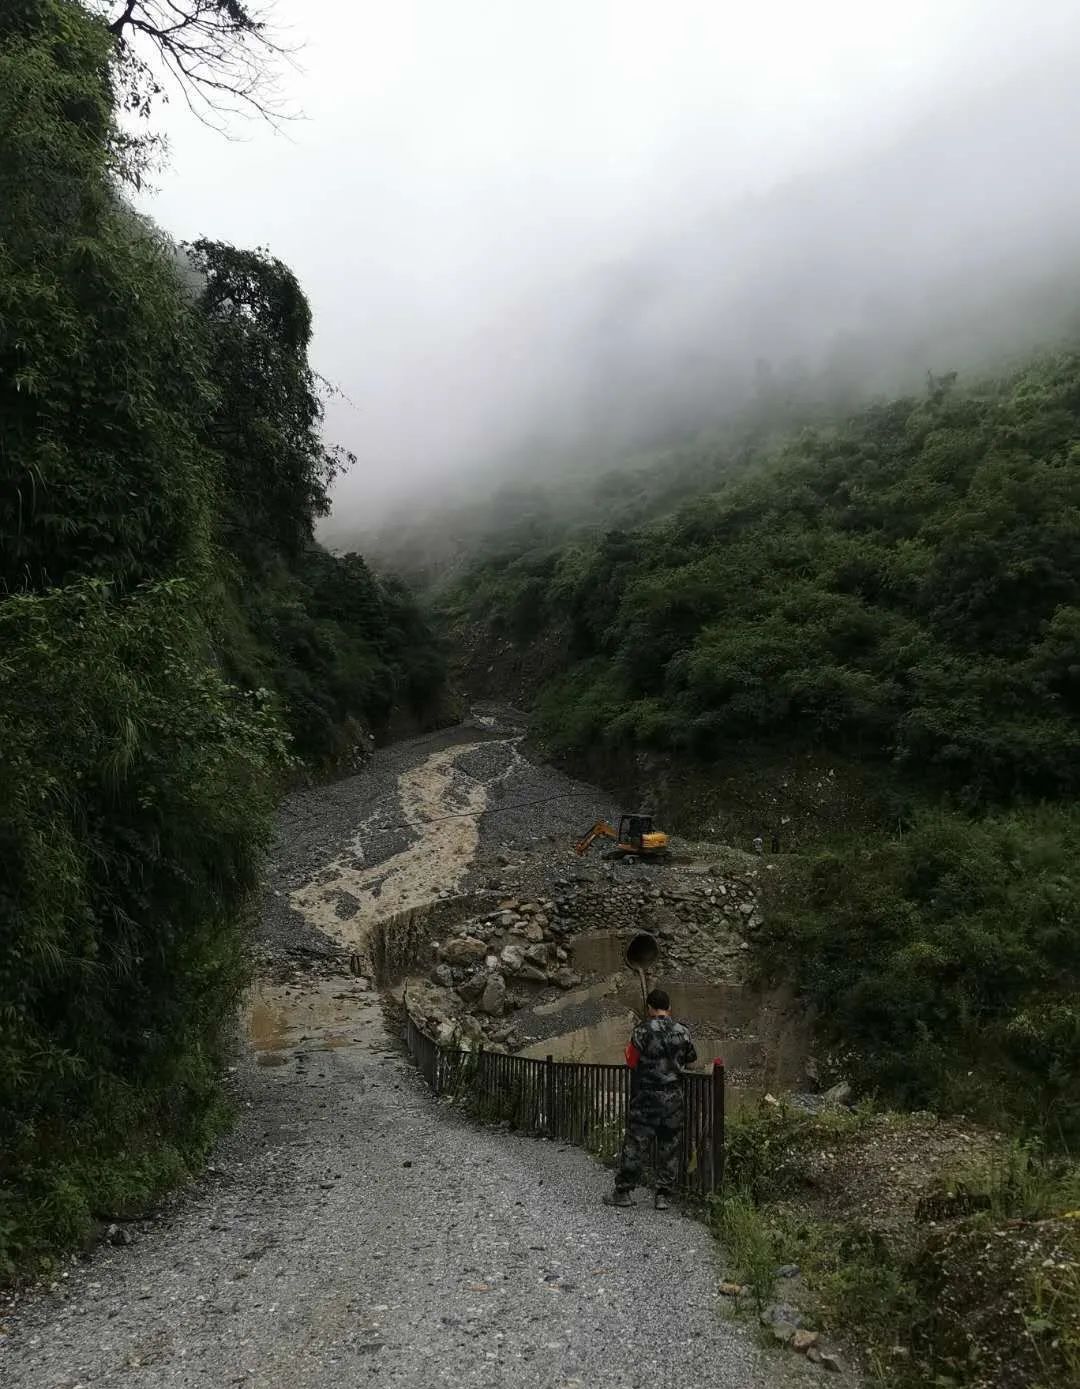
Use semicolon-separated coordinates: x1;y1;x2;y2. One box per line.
823;1080;852;1106
480;975;508;1016
775;1263;800;1279
523;943;549;967
553;968;581;990
791;1329;819;1353
523;921;545;944
458;1014;486;1043
430;965;455;989
718;1281;745;1297
771;1322;797;1344
761;1303;803;1329
500;944;525;972
106;1224;134;1247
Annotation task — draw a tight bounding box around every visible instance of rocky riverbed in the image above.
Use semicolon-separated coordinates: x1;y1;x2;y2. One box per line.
1;710;820;1389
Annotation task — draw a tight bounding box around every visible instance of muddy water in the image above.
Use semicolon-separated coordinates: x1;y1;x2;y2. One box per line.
289;739;513;956
246;977;377;1061
521;928;811;1097
518;1011;638;1064
572;931;635;975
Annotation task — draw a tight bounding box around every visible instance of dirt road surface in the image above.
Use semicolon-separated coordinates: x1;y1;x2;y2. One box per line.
2;717;804;1389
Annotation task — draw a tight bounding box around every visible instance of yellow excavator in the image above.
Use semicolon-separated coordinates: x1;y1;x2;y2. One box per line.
575;813;671;862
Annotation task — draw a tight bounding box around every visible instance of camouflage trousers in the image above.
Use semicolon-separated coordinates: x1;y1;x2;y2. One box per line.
615;1092;683;1194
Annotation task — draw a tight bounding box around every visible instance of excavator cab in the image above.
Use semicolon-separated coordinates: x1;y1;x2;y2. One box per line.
575;813;670;861
620;814;654;848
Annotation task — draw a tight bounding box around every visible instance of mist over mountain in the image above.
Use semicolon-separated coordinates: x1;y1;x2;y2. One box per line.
324;54;1080;545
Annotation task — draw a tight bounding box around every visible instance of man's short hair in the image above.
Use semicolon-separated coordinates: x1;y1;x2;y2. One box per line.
646;988;670;1011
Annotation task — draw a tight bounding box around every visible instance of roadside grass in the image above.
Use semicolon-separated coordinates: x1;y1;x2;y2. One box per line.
709;1101;1080;1388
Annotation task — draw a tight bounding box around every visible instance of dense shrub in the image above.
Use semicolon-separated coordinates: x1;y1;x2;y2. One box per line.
759;807;1080;1137
0;581;286;1273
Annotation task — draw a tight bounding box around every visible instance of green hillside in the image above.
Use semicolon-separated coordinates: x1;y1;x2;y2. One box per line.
447;354;1080;1137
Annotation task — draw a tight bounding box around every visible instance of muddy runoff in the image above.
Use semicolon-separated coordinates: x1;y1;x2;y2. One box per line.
289;740;498;956
510;931;810;1107
246;736;522;1065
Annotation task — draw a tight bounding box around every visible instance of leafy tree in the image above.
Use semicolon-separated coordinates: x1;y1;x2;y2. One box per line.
185;238;348;564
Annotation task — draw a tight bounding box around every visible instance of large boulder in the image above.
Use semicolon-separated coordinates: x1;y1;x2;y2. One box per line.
441;937;488;966
524;943;549;968
480;974;508;1016
458;972;486;1005
516;964;548;984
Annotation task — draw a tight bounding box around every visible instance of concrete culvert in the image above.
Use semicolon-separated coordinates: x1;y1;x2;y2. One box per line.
624;932;659;970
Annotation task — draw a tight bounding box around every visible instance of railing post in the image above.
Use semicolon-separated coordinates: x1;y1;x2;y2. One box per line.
711;1058;726;1192
545;1054;555;1138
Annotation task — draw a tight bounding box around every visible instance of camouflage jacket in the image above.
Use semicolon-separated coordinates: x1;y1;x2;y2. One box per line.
628;1016;697;1092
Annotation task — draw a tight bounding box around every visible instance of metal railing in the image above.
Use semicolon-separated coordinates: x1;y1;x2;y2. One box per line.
404;1011;725;1195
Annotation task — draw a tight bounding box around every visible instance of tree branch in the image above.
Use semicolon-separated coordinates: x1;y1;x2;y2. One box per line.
97;0;299;130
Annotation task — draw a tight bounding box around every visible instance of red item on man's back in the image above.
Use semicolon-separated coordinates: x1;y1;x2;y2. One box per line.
625;1042;640;1069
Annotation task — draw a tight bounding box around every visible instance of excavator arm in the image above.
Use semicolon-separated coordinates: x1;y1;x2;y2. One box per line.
575;820;617;856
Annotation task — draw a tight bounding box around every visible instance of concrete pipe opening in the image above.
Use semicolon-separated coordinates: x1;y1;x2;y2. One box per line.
625;932;660;971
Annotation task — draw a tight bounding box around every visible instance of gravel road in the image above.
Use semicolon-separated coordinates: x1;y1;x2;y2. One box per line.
2;715;803;1389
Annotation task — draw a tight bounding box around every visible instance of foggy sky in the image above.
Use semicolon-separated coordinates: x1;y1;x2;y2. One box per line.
140;1;1080;528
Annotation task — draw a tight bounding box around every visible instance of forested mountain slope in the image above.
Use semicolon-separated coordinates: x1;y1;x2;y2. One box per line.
0;0;442;1275
446;353;1080;1137
451;358;1080;799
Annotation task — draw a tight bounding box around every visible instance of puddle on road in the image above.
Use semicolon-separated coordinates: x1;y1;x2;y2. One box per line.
248;1000;291;1051
245;977;376;1058
289;740;507;956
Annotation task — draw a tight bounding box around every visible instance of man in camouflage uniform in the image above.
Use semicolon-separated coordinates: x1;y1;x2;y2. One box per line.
604;988;697;1210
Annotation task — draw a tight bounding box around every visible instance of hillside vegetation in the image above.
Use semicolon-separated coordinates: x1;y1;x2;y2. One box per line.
0;0;442;1276
447;354;1080;1141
